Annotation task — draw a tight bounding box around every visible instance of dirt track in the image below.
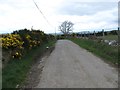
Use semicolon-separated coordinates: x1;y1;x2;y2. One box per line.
36;40;118;88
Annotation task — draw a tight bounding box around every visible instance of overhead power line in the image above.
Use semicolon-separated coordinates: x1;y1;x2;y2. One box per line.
32;0;52;27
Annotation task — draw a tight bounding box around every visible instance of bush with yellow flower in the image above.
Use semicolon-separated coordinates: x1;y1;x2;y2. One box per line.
1;28;55;64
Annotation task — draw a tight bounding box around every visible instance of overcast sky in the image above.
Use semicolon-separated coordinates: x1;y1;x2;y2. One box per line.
0;0;119;34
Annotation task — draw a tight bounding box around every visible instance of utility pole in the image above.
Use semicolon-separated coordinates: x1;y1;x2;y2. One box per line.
55;27;57;40
31;26;33;30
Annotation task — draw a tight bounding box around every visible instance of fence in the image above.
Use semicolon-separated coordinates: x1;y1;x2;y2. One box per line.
74;27;119;38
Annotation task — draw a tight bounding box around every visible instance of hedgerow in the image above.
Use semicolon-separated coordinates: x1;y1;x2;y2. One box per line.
1;29;54;63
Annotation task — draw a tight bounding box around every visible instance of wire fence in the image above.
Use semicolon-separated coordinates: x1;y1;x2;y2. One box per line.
74;27;119;38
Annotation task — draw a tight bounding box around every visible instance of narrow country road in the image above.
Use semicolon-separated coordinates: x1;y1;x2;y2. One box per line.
36;40;118;88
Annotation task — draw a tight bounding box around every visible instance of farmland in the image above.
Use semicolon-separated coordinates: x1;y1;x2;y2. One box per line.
102;35;118;40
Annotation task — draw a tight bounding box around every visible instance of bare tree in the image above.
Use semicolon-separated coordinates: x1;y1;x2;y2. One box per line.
59;21;74;37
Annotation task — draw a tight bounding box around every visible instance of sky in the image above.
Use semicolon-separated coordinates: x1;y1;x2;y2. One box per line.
0;0;119;34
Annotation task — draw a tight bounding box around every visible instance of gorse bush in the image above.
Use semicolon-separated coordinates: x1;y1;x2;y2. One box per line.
1;34;24;49
12;29;49;49
1;29;55;61
1;34;24;59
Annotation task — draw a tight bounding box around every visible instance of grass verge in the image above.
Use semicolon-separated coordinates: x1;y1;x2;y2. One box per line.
69;38;118;66
2;40;56;88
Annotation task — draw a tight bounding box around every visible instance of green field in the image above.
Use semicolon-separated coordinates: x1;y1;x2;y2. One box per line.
2;40;56;88
100;35;118;40
69;38;118;66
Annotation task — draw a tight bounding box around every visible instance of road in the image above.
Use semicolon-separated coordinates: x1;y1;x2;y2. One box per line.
36;40;118;88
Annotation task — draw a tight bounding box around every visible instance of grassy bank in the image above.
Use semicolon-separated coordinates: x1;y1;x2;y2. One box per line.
69;38;118;66
2;40;56;88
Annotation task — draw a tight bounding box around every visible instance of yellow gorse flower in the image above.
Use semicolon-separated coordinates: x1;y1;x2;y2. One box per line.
16;52;19;55
1;29;54;59
2;34;24;49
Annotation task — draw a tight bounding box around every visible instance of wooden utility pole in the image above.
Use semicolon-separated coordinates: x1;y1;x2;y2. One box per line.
31;26;33;30
94;31;96;37
55;27;57;40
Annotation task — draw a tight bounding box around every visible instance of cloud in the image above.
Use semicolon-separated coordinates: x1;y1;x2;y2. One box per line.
55;0;118;32
57;2;117;16
55;7;117;30
0;0;118;34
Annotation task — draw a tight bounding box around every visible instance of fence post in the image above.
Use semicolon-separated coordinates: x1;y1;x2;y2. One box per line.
102;29;104;38
88;31;90;37
118;27;119;34
84;32;86;38
118;27;120;46
94;31;96;37
117;27;120;36
80;32;82;37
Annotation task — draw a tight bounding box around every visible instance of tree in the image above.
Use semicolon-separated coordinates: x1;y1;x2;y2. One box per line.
59;21;74;37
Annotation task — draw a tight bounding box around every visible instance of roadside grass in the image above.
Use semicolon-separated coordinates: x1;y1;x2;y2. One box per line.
2;40;56;88
69;38;118;66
